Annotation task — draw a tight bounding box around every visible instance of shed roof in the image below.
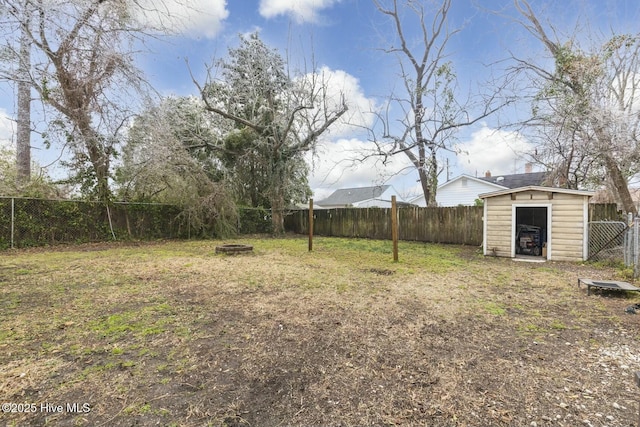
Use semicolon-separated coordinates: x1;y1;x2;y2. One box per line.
478;186;595;199
316;185;390;206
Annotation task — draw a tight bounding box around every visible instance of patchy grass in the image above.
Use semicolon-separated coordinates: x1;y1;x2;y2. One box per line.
0;236;639;426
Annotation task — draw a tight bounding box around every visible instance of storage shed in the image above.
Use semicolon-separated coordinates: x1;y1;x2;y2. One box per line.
479;186;594;262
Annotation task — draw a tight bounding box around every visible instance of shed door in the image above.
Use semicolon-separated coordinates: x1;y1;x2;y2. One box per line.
513;205;550;258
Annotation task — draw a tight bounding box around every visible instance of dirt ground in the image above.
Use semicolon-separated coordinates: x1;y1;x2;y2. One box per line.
1;237;640;427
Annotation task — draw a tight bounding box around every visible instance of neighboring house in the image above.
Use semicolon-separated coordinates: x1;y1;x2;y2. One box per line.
410;174;507;207
411;170;551;207
316;185;405;208
479;171;550;189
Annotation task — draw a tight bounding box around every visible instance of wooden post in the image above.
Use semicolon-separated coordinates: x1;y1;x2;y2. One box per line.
391;195;398;262
634;371;640;426
308;198;314;252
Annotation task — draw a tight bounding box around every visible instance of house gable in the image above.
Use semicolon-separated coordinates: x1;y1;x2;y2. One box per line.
316;185;397;208
437;175;507;207
411;174;507;207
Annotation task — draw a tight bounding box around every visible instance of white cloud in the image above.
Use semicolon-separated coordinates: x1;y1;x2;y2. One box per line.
134;0;229;39
259;0;340;23
307;137;414;199
0;108;14;151
455;125;532;176
300;66;377;139
298;69;416;199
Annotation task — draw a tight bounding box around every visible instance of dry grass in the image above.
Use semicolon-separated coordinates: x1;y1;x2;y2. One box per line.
1;237;640;426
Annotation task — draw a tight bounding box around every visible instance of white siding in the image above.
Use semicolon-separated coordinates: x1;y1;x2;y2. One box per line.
356;199;392;208
437;178;503;207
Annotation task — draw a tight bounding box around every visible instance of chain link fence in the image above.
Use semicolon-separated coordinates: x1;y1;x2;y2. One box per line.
0;197;189;249
588;216;640;278
0;197;274;249
624;218;640;278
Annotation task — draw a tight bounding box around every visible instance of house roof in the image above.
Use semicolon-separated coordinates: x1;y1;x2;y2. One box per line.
438;174;508;191
316;185;390;206
479;171;549;189
478;186;595;199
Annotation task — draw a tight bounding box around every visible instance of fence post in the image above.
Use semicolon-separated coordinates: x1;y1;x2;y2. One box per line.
10;197;14;249
308;199;313;252
633;217;640;280
392;196;398;262
627;221;632;267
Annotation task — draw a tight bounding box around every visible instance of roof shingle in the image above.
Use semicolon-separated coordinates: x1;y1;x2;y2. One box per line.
316;185;390;206
479;172;549;189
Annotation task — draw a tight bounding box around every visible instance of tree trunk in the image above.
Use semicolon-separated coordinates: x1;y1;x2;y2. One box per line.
80;121;111;202
270;183;285;235
592;125;637;215
16;9;31;186
417;167;431;207
427;148;438;206
603;153;637;215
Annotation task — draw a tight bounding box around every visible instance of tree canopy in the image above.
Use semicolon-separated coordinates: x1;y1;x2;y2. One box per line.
514;0;640;214
194;32;346;233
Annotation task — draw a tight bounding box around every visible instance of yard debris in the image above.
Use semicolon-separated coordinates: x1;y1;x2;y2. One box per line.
624;303;640;314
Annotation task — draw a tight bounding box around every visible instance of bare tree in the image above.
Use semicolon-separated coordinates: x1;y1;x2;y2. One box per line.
2;0;207;201
193;32;348;234
15;5;32;186
371;0;506;206
0;3;33;186
1;0;151;201
513;0;640;214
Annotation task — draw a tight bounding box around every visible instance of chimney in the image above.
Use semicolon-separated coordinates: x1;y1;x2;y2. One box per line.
485;170;491;178
525;162;532;174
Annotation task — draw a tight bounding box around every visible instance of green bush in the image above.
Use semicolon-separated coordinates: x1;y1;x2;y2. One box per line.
238;207;273;234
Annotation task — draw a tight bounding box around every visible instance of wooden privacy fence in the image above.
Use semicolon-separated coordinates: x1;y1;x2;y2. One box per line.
285;206;483;245
284;203;622;246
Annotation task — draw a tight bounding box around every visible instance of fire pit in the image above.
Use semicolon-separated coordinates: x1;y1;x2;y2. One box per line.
215;244;254;254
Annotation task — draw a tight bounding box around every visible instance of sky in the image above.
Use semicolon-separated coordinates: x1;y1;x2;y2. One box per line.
1;0;640;201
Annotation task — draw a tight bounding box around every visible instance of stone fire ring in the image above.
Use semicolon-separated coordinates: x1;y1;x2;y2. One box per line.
215;244;254;254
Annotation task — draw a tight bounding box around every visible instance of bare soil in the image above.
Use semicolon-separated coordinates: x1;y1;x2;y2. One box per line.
1;237;639;427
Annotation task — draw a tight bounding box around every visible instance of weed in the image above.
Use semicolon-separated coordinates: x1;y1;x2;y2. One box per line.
481;301;506;316
550;321;567;330
518;323;546;333
124;402;152;415
91;313;136;339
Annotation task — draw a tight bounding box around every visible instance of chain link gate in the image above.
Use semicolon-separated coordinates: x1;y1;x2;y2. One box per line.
589;217;640;278
588;220;628;262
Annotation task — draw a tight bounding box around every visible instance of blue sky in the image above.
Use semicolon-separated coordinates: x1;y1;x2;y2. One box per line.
1;0;640;200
